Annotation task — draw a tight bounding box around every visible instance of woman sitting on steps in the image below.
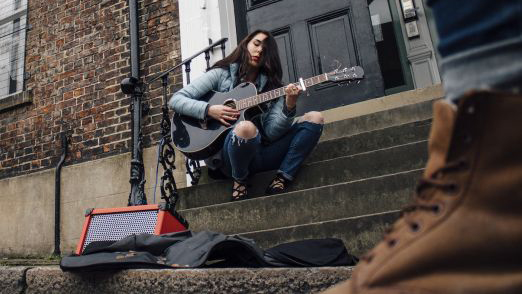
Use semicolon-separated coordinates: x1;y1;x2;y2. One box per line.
169;29;324;201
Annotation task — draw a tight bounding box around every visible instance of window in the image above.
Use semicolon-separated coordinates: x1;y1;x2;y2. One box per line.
0;0;27;99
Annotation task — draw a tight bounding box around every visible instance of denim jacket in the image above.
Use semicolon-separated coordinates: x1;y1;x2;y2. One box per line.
168;63;296;167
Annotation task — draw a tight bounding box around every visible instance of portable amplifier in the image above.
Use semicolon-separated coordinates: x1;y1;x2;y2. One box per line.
75;203;188;255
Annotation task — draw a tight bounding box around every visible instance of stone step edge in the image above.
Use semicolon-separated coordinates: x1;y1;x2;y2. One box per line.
180;168;423;213
237;210;402;237
318;117;432;143
0;259;59;266
2;266;354;293
180;139;428;194
316;139;427;163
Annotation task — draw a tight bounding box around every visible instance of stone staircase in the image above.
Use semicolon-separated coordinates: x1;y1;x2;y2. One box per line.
0;93;440;293
177;99;434;258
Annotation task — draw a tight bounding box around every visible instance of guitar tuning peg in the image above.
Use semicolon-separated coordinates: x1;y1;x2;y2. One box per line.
357;80;361;84
306;91;311;97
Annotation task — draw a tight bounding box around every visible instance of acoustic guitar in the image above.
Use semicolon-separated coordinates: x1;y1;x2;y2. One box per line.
171;66;364;160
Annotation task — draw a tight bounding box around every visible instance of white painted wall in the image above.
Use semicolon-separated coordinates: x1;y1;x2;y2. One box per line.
178;0;237;86
178;0;238;185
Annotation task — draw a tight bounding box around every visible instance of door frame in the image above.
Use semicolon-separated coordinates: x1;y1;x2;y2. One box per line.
384;0;414;95
233;0;248;41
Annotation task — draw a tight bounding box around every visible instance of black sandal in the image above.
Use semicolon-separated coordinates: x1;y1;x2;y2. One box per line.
231;181;249;202
265;174;289;195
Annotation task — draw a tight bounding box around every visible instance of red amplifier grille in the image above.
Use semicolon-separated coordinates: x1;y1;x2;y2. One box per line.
76;204;187;255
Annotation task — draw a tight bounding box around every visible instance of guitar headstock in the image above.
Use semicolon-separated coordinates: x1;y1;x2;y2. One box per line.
326;66;365;84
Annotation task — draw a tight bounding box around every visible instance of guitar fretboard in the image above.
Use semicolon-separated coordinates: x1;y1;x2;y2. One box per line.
236;73;329;111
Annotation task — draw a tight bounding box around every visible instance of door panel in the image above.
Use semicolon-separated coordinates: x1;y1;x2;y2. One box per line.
309;10;358;75
242;0;384;114
273;28;296;85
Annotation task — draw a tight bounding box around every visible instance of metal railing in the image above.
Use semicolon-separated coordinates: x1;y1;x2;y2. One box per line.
146;38;228;206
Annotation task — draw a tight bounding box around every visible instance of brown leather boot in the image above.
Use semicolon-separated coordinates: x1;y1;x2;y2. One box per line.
323;91;522;294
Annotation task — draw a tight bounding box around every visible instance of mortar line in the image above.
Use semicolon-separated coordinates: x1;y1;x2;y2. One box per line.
21;266;32;294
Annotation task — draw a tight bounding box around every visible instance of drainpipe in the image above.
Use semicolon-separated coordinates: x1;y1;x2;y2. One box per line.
125;0;147;205
54;132;68;256
129;0;139;80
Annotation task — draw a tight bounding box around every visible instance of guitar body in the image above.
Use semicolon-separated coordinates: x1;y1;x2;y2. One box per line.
171;66;365;160
171;82;258;160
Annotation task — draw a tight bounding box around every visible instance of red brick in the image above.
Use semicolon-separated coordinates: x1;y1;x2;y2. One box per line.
0;0;182;180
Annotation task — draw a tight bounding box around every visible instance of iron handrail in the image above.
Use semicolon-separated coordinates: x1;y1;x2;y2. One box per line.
148;37;228;84
147;36;229;207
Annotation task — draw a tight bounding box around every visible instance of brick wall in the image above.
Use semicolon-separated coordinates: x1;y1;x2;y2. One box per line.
0;0;182;180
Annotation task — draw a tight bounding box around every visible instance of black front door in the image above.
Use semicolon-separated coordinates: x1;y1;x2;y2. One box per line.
235;0;385;114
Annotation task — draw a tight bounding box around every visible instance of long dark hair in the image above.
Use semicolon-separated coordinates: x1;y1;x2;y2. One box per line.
211;30;283;90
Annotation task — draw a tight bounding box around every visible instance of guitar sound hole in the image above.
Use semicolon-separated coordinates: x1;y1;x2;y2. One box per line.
223;100;238;124
223;100;236;110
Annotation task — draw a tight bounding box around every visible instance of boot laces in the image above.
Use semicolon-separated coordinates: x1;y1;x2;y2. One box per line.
361;160;469;263
403;159;468;214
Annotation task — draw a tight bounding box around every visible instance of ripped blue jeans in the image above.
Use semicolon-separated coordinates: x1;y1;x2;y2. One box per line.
220;121;323;183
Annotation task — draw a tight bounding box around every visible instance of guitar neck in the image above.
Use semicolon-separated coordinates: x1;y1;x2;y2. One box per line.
236;73;329;111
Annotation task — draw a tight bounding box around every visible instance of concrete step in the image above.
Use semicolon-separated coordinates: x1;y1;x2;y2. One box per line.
179;140;428;209
321;99;434;141
307;119;430;163
0;266;352;293
194;118;432;186
241;211;400;258
182;169;421;235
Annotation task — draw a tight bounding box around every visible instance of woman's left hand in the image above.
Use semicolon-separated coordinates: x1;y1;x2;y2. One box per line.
284;84;302;109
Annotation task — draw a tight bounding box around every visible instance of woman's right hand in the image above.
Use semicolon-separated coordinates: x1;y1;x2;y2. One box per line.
208;105;240;126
